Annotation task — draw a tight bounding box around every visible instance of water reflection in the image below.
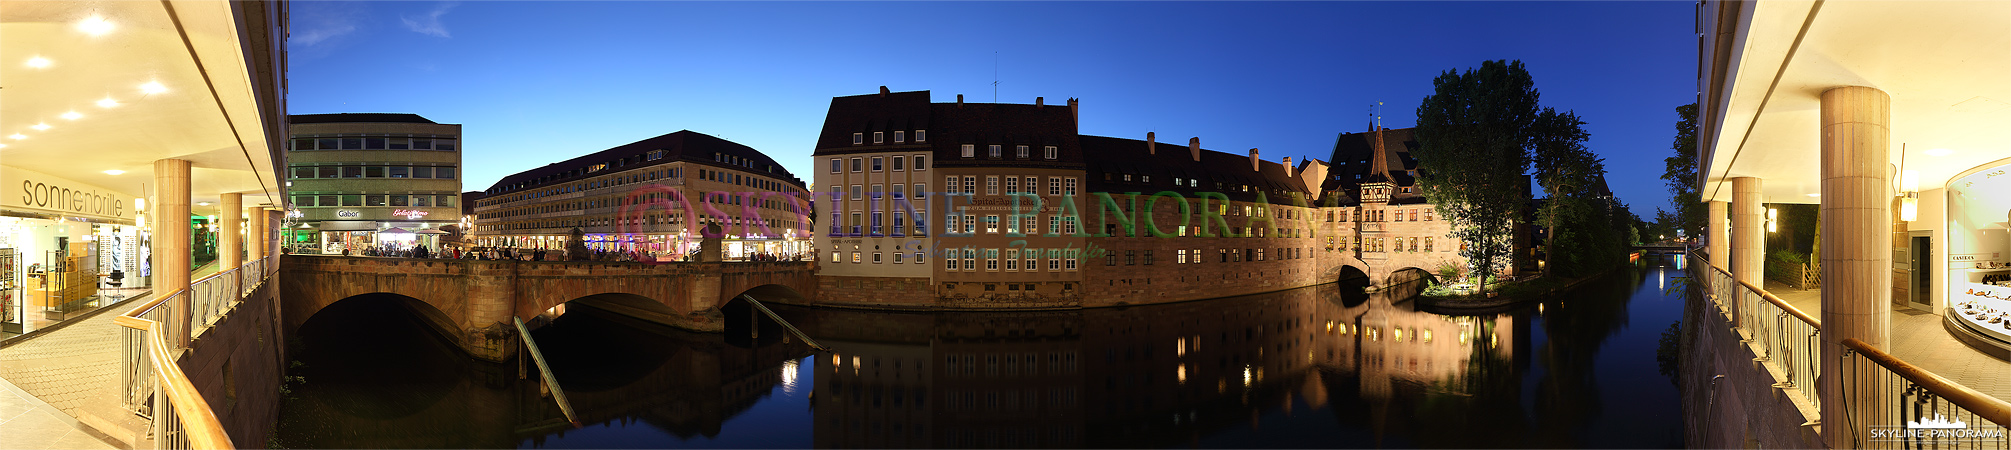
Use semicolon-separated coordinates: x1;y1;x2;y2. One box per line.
276;255;1687;448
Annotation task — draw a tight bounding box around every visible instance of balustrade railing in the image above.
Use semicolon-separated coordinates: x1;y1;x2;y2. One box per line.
1690;252;2009;447
1842;338;2010;449
1690;253;1823;413
116;253;275;449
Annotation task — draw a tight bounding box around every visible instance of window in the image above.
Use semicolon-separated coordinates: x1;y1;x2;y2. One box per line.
891;156;905;171
962;144;975;158
895;131;905;143
1044;146;1058;159
963;176;976;195
1005;249;1019;271
1048;177;1061;196
1023;215;1037;235
834;251;845;263
963;248;977;270
851;158;862;172
914;155;927;170
1065;249;1079;270
316;195;336;207
1064;178;1078;196
873;252;883;263
364;138;386;149
984;215;1000;234
364;166;386;178
389;195;408;207
1005;177;1018;194
340;195;361;206
1047;251;1061;270
436;167;455;179
872;157;884;172
434;139;456;151
1048;216;1060;236
989;145;1002;158
874;132;884;144
291;167;315;179
1016;145;1029;158
915;183;927;199
830;158;841;173
389;166;409;178
1424;237;1434;252
851;185;862;200
893;252;904;264
1124;250;1136;265
1177;249;1187;264
986;176;999;195
963;215;976;234
365;195;386;207
852;252;862;263
340;138;363;149
916;130;926;142
854;133;864;145
1143;250;1154;265
412;167;434;178
946;252;960;269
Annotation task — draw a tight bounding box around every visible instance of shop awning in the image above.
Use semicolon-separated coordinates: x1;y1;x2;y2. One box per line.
379;227;413;234
415;229;448;235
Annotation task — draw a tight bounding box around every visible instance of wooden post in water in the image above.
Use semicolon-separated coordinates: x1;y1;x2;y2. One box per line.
514;316;579;426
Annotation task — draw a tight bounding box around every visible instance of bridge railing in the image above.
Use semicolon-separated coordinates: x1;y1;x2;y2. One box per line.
116;253;275;449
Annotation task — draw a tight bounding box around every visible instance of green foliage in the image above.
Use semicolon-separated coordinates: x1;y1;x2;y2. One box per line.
1438;261;1465;284
1530;108;1627;278
1661;103;1704;238
1414;60;1541;292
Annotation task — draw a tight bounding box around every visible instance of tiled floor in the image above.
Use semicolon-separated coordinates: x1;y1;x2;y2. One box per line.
1763;280;2011;402
0;375;117;450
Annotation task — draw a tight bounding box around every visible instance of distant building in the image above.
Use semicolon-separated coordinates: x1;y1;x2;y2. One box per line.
1321;127;1503;283
812;88;1480;308
284;114;464;254
470;130;810;259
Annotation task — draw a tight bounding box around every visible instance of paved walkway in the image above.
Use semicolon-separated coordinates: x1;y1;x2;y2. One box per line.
1764;280;2011;402
0;292;141;450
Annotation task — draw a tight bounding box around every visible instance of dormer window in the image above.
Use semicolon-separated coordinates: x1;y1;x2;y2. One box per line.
961;144;975;158
874;132;884;144
1016;145;1029;158
895;131;905;143
1045;146;1058;159
989;145;1001;158
916;130;926;142
854;133;863;145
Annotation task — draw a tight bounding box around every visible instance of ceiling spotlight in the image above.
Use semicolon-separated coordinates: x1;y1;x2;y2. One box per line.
26;56;50;68
61;111;82;120
31;123;50;131
198;202;211;206
0;144;8;149
1806;193;1822;198
7;134;25;140
97;97;120;108
1926;148;1954;157
103;170;125;175
140;81;166;94
76;16;115;36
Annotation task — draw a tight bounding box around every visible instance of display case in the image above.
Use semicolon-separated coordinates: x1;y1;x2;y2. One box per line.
1;248;18;334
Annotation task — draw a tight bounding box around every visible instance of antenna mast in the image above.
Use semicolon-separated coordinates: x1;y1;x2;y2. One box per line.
993;52;1000;103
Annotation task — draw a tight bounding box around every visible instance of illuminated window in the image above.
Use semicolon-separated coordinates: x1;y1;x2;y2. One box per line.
962;144;975;158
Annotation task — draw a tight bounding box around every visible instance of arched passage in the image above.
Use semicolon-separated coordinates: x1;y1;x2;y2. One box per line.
291;293;468;419
1336;265;1373;307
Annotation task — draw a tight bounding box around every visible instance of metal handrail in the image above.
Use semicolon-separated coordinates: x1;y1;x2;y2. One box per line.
512;316;579;427
1843;338;2011;429
115;253;277;449
740;295;828;351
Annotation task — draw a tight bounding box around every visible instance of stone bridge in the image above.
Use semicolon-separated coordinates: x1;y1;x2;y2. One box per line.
278;255;817;362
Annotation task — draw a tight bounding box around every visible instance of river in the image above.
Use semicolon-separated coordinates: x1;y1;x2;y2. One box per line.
272;254;1687;448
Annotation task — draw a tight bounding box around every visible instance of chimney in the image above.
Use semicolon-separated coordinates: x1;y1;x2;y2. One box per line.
1147;132;1157;155
1068;98;1079;126
1282;156;1294;177
879;86;889;97
1249;148;1261;172
957;94;964;107
1036;96;1044;108
1189;137;1201;162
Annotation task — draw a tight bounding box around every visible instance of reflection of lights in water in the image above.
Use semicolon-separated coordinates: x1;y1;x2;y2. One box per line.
1460;331;1469;344
852;356;861;375
1177;364;1187;384
1491;334;1498;348
1421;329;1432;343
1395;328;1404;342
1539;303;1545;314
832;353;842;367
1175;338;1186;357
1242;366;1252;387
780;359;800;394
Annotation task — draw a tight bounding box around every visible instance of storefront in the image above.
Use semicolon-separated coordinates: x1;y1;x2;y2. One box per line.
1;167;145;338
1944;158;2011;356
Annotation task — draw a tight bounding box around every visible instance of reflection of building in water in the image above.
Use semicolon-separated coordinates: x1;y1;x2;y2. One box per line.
784;281;1524;448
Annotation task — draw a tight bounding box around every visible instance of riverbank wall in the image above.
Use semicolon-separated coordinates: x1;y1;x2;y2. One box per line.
1679;283;1825;448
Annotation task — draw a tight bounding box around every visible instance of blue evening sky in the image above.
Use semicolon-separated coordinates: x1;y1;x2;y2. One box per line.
287;1;1695;216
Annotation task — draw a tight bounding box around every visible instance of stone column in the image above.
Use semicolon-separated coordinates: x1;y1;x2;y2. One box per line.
153;159;192;347
1819;86;1891;446
1731;177;1763;293
1708;200;1729;270
219;193;241;270
246;207;265;263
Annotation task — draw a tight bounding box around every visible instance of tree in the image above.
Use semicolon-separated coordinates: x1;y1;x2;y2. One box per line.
1414;60;1541;293
1660;104;1704;238
1530;108;1609;277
